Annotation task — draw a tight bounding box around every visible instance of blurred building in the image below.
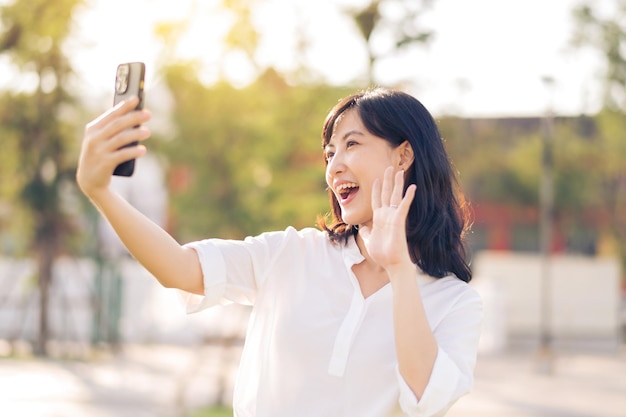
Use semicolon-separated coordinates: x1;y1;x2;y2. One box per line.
453;116;625;354
454;116;607;256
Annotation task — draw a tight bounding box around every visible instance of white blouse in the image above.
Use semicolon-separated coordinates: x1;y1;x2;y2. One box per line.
181;226;482;417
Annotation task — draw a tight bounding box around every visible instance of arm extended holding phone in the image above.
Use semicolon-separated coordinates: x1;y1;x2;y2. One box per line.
76;63;205;295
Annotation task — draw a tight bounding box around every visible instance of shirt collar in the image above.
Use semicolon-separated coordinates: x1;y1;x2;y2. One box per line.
341;234;365;268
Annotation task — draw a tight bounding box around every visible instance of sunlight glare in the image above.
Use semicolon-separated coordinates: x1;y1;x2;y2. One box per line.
0;0;605;117
71;0;366;95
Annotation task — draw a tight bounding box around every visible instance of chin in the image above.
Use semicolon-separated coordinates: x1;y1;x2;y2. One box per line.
340;209;368;227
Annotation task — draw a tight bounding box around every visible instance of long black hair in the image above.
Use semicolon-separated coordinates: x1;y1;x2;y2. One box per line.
317;87;473;282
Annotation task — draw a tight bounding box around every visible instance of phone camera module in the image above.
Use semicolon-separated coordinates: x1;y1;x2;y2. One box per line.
115;64;130;94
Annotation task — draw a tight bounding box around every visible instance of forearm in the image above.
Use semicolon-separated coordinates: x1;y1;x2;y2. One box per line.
389;264;438;399
88;188;203;294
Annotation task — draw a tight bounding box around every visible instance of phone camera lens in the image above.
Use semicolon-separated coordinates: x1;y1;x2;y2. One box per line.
115;64;130;94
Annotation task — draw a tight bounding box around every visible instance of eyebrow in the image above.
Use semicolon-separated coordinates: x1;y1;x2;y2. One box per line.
327;129;364;148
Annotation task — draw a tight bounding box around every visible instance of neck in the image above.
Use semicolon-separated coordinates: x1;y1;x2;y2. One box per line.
355;232;386;273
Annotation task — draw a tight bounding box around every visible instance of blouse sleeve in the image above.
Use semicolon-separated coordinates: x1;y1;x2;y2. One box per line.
397;287;483;417
179;228;294;313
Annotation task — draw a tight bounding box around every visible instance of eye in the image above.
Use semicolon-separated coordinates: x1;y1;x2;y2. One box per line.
346;140;358;148
325;151;335;162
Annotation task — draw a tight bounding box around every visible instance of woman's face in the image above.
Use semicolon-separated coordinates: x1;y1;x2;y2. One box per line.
324;108;403;229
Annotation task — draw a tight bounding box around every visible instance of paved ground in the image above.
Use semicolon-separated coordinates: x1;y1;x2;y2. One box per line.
1;343;625;417
449;348;626;417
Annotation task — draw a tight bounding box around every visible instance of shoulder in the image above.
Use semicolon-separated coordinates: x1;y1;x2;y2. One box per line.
418;272;483;311
190;226;330;252
243;226;332;249
256;226;328;240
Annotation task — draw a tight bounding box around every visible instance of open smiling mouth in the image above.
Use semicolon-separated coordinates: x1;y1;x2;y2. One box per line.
336;182;359;203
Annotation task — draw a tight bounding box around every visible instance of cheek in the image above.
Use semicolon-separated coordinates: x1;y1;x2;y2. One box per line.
325;167;332;187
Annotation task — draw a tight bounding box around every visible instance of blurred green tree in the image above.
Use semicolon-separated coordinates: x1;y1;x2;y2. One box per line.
572;1;626;272
150;0;441;243
573;2;626;111
344;0;434;84
222;0;261;73
439;114;605;255
439;119;540;207
0;0;84;356
152;4;357;242
159;63;352;242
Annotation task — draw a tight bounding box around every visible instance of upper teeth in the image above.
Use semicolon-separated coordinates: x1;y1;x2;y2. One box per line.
336;183;358;192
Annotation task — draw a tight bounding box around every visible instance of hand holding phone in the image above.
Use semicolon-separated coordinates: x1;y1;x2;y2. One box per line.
112;62;145;176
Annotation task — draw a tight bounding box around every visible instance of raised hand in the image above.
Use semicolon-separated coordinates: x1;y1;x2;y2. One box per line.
76;97;151;198
359;166;416;272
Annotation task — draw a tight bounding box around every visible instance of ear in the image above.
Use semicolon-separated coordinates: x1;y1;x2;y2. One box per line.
397;140;415;170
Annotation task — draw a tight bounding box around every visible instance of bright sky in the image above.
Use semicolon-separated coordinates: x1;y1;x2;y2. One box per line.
1;0;609;117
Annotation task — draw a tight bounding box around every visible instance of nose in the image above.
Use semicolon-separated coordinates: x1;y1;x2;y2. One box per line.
326;150;346;176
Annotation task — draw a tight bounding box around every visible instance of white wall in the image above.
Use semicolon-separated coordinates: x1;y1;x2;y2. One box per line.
472;251;622;352
2;250;622;352
0;256;249;346
0;153;253;349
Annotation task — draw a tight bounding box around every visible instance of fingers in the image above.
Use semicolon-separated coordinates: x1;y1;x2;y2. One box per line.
101;111;151;152
86;97;150;146
87;96;141;129
105;124;151;153
390;169;404;208
371;178;382;210
372;166;396;209
83;98;151;155
398;184;416;215
381;166;394;206
114;143;148;166
77;98;151;193
373;166;415;212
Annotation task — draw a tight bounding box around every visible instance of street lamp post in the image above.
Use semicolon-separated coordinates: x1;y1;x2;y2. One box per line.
537;75;555;374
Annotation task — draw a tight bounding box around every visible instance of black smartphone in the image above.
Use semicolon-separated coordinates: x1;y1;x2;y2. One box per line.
112;62;145;176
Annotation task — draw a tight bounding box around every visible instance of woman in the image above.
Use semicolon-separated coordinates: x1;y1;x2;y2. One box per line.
77;87;482;417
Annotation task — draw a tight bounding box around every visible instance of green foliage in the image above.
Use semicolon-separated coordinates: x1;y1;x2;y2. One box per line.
439;113;625;257
571;1;626;268
572;1;626;112
0;0;80;65
582;108;626;234
440;115;613;212
344;0;434;83
0;0;85;355
187;406;233;417
160;64;352;242
0;0;84;255
440;118;541;206
223;0;260;62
